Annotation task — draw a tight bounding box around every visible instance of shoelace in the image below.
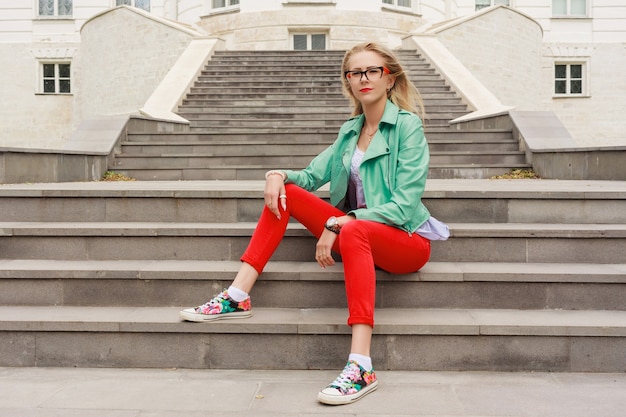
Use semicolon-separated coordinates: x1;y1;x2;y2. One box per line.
330;362;360;390
199;291;227;309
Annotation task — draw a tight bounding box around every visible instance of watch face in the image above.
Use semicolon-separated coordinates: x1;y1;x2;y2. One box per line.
327;217;337;227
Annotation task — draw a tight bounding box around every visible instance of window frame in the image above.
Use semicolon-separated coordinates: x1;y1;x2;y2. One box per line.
36;0;73;19
552;0;589;18
211;0;240;10
285;0;335;3
553;61;589;98
37;61;72;95
475;0;511;12
291;32;328;51
382;0;413;11
114;0;151;12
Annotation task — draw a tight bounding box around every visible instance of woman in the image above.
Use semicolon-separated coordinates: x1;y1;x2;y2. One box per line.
180;42;448;405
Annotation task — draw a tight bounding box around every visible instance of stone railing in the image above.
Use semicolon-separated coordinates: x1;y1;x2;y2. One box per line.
510;111;626;181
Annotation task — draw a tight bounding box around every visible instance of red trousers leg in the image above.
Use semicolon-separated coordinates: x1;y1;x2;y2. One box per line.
339;220;431;327
240;184;431;328
240;184;343;274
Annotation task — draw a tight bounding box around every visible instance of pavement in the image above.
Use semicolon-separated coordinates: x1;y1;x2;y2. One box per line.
0;367;625;417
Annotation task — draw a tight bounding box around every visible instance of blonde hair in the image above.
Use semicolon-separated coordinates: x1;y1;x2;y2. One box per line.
341;42;424;118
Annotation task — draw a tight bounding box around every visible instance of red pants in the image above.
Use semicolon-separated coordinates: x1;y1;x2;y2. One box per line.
241;184;431;327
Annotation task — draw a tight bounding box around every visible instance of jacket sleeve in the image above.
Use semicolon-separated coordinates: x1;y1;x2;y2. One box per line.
350;114;430;229
282;143;335;192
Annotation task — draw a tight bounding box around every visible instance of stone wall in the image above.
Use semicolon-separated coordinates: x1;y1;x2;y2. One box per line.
74;7;199;123
0;43;77;149
197;7;425;50
541;43;626;147
430;6;543;111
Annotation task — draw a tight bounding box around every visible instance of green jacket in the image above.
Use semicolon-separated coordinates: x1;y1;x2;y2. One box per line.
283;100;431;234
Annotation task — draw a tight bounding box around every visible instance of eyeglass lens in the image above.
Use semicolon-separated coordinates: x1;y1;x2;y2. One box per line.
345;67;384;82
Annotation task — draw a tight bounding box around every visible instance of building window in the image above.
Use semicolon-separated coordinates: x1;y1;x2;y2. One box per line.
552;0;587;17
38;0;72;17
476;0;510;11
293;34;326;51
554;63;584;96
212;0;239;8
382;0;412;7
41;63;71;94
116;0;151;12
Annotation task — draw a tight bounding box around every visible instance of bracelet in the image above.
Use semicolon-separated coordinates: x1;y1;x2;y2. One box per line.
265;170;286;181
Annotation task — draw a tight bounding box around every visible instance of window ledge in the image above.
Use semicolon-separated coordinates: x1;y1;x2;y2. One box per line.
551;16;592;20
552;94;590;99
283;1;336;6
34;16;74;21
208;6;240;16
381;5;419;17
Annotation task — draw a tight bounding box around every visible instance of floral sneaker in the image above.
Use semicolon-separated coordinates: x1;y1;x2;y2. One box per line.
317;360;378;405
179;289;252;322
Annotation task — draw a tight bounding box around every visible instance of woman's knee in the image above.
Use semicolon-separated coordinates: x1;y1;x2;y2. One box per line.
340;220;370;244
341;219;365;234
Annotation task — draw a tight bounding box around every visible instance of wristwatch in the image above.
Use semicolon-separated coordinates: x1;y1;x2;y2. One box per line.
324;216;341;234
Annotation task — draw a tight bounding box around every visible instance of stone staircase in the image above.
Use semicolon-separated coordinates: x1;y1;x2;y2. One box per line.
111;50;529;180
0;179;624;371
0;50;624;372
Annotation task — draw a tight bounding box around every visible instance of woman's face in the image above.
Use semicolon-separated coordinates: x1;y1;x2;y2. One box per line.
345;50;395;108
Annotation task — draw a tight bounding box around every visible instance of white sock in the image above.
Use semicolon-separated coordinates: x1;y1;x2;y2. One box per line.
348;353;372;371
227;285;249;302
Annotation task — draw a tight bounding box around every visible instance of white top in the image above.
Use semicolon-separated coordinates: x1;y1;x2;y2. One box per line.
350;148;449;241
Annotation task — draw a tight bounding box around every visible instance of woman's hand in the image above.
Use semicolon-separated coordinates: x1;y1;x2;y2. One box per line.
264;173;286;219
316;229;337;268
315;215;355;269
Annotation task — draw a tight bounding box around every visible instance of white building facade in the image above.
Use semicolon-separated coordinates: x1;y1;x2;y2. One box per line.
0;0;624;149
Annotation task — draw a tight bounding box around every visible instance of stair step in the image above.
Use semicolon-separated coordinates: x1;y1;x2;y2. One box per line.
3;306;624;338
184;118;464;128
182;91;459;100
1;260;624;310
125;132;338;142
192;76;443;85
176;106;467;117
1;306;624;371
180;97;462;106
2;179;623;224
186;85;452;94
178;111;351;120
3;222;624;238
178;105;351;114
109;165;533;180
199;67;434;76
123;130;513;142
181;99;465;107
120;142;331;155
427;165;533;179
1;221;624;263
110;151;526;168
2;259;624;284
118;141;520;154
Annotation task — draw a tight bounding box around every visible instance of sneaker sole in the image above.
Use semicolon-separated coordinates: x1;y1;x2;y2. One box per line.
317;380;378;405
179;310;252;322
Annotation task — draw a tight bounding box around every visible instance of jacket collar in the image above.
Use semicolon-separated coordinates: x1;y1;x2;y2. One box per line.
344;100;400;135
365;101;401;159
379;99;401;126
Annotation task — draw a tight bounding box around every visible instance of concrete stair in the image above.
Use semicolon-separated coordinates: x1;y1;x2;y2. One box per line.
111;50;529;180
2;50;623;372
1;179;625;371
